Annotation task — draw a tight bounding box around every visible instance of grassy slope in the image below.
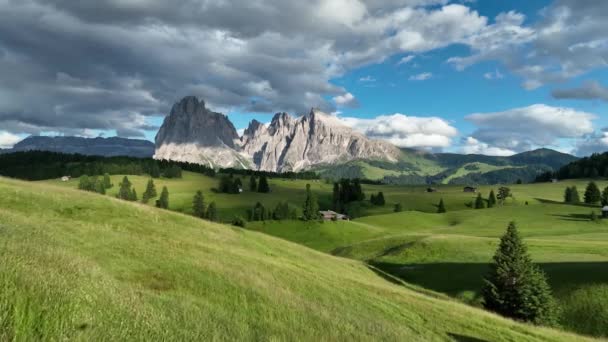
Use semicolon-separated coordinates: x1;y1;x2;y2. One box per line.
441;162;518;184
249;180;608;337
0;177;591;341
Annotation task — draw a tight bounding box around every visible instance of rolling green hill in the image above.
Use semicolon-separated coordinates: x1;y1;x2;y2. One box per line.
248;179;608;337
0;177;592;341
315;148;578;185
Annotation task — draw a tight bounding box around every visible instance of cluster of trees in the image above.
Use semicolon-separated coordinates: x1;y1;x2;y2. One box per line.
537;152;608;182
474;190;497;209
332;179;364;212
191;190;218;221
219;167;318;180
117;176;138;201
0;151;195;181
369;192;385;206
564;182;608;206
246;201;298;222
218;175;243;194
483;222;558;326
78;174;113;194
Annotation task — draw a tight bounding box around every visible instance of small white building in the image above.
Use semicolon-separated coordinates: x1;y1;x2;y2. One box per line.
319;210;349;221
61;176;71;182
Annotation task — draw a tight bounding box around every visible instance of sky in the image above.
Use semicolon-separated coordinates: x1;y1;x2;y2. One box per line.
0;0;607;156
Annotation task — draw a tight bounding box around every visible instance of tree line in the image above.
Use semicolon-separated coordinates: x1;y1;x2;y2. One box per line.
537;152;608;182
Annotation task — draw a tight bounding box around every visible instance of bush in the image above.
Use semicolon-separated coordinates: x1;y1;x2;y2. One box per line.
232;216;247;228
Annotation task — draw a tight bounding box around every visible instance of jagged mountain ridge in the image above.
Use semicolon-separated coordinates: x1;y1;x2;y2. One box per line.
154;96;401;171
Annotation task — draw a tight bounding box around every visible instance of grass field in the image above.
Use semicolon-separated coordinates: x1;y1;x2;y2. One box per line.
0;176;594;341
248;181;608;337
45;171;601;220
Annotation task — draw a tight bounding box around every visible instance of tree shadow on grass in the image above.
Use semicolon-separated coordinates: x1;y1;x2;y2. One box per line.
447;333;488;342
535;198;599;208
550;213;592;222
369;261;608;299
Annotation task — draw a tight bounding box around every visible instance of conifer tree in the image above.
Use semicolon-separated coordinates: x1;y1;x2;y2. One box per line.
570;186;580;203
206;201;218;221
475;193;485;209
394;203;403;212
584;181;601;204
102;173;113;189
232;177;242;193
156;186;169;209
192;190;206;218
257;175;270;193
564;187;573;203
488;190;496;208
117;176;132;200
601;186;608;206
377;192;385;206
482;222;558;325
249;175;257;191
130;188;138;202
142;179;157;203
302;184;319;221
437;198;446;213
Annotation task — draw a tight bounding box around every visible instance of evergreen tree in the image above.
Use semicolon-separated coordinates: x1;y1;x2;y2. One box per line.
437;198;446;213
94;179;106;194
584;181;601;204
482;222;558;325
232;216;246;228
192;190;206;218
497;187;511;205
564;187;573;203
488;190;496;208
156;186;169;209
218;175;233;193
377;192;385;206
232;177;242;193
257;175;270;193
78;175;92;191
117;176;132;200
370;194;377;205
206;202;218;221
570;186;580;203
102;173;113;188
142;179;157;203
332;182;341;211
249;175;257;192
130;188;138;202
602;186;608;206
475;193;485;209
302;184;319;221
394;203;403;212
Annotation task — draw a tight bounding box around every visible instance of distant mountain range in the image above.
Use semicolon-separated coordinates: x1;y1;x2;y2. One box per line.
1;136;154;158
0;96;581;184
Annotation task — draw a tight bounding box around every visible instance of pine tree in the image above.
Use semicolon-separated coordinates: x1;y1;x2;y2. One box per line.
94;179;106;194
394;203;403;212
257;175;270;193
249;175;257;192
192;190;206;218
302;184;319;221
437;198;446;213
117;176;132;200
584;181;601;204
130;188;138;202
482;222;558;326
232;177;242;193
206;202;218;221
102;173;112;188
564;187;573;203
475;193;485;209
370;194;377;205
156;186;169;209
377;192;385;206
601;186;608;206
497;187;511;205
570;186;580;203
142;179;157;203
488;190;496;208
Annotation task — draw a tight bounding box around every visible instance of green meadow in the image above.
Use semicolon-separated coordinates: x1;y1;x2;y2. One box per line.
0;176;593;341
39;172;608;338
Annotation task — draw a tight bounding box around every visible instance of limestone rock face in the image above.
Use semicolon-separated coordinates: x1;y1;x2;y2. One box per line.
155;96;400;171
154;96;245;168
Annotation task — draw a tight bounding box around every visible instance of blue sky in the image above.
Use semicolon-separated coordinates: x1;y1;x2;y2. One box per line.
0;0;607;156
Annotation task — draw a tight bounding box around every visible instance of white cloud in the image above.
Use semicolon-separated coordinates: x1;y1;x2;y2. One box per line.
0;131;23;148
573;129;608;156
332;92;359;107
466;104;596;152
461;137;516;156
409;72;433;81
397;55;415;65
340;113;458;148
